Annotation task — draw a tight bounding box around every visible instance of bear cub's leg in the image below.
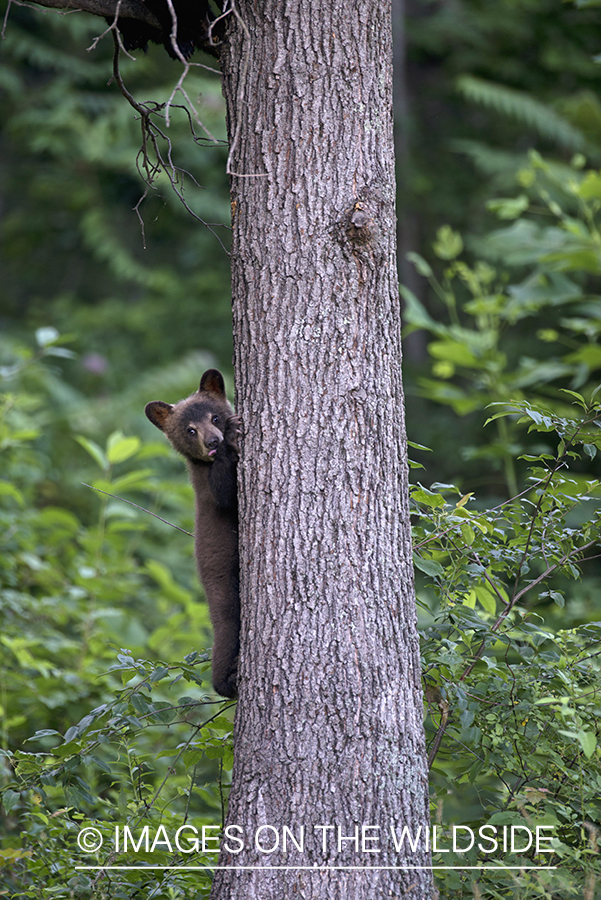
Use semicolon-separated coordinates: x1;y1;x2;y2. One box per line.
208;414;241;512
144;370;241;699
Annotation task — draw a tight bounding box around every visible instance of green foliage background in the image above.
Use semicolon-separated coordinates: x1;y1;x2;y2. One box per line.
1;1;601;897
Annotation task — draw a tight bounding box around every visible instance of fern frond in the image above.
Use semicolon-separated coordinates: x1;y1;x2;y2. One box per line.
453;138;596;191
69;351;219;436
450;140;528;177
457;75;590;153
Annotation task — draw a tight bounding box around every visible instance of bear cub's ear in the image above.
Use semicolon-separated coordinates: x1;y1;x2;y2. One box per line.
199;369;226;399
145;400;173;431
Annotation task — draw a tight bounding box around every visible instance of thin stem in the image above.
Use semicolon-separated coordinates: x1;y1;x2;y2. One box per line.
82;483;193;537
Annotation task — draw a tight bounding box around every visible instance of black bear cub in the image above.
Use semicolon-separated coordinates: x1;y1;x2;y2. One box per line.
145;370;240;698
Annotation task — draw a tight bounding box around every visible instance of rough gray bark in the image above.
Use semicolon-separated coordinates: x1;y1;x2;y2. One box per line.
215;2;432;898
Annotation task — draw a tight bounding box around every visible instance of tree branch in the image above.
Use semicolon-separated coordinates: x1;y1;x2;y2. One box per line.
24;0;161;30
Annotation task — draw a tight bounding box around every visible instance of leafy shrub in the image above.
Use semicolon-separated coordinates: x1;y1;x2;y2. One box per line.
406;156;601;896
0;332;234;897
404;152;601;497
414;394;601;897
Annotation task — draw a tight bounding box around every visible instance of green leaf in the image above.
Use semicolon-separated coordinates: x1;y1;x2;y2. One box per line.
456;492;474;509
145;560;193;604
86;754;113;774
456;76;587;152
76;436;108;471
106;432;141;464
2;790;21;813
473;585;497;615
110;468;154;492
460;524;475;546
433;225;463;260
463;591;476;609
44;347;76;359
411;487;445;508
400;286;437;331
428;339;478;368
26;729;61;741
577;171;601;199
577;731;597;758
487;195;529;220
414;556;445;577
550;591;565;608
0;481;24;505
544;247;601;275
131;695;154;716
407;440;432;453
406;252;433;278
149;666;169;683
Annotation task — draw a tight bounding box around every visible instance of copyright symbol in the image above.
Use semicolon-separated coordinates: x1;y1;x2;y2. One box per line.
77;827;103;853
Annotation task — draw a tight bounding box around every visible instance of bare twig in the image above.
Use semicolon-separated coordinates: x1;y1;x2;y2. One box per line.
426;699;449;769
159;0;221;139
82;483;193;537
110;33;231;253
2;0;13;38
413;476;548;551
87;0;120;51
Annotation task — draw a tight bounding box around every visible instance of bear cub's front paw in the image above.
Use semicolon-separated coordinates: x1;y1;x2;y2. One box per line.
224;415;241;455
214;656;239;699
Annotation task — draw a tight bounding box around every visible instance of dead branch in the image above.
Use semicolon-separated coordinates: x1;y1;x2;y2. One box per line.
20;0;161;29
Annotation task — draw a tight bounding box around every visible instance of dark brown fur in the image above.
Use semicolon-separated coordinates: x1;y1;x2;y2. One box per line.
113;0;224;60
145;370;240;698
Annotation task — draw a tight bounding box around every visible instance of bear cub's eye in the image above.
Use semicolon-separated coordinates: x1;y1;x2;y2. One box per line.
212;415;220;425
187;427;197;436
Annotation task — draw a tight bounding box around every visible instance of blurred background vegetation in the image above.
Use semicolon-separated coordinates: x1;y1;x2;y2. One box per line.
1;0;601;896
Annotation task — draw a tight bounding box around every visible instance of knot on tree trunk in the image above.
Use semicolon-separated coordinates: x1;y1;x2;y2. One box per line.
337;191;389;266
345;201;375;246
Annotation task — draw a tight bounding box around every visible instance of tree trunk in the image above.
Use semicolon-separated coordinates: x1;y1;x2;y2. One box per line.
216;2;432;897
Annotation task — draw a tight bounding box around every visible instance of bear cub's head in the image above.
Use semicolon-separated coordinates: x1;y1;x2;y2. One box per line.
145;369;234;464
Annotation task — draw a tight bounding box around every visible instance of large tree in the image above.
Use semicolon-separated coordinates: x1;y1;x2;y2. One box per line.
219;3;431;897
15;0;433;896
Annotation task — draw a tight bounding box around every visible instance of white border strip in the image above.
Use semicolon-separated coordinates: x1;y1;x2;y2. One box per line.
75;864;557;871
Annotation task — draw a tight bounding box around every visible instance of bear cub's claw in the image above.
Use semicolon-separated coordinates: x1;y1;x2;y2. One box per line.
225;414;242;455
